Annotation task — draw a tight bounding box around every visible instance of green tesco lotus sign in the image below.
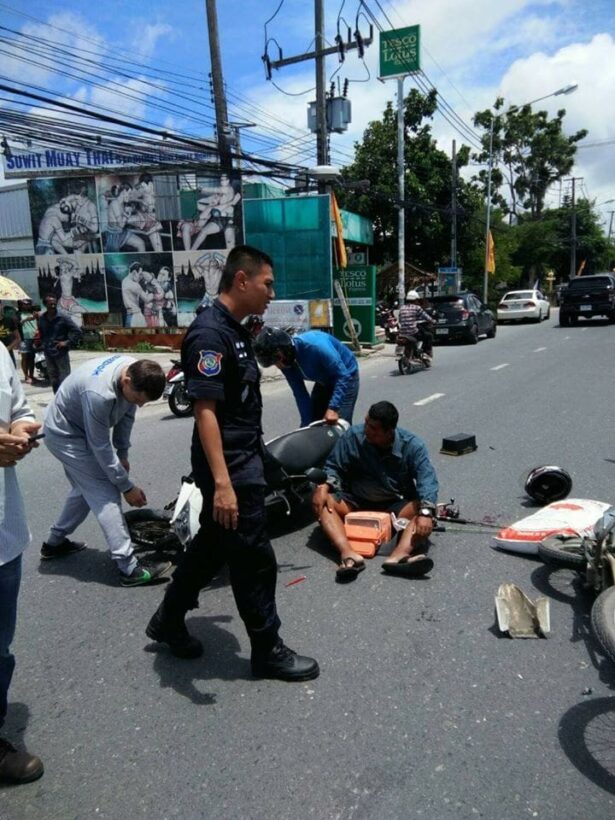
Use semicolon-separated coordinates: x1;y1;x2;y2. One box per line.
379;25;420;79
333;266;377;345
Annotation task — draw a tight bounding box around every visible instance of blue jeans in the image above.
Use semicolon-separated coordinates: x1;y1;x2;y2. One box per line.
0;554;22;728
311;374;360;425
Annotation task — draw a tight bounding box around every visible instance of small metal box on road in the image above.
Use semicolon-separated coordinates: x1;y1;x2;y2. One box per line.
440;433;477;456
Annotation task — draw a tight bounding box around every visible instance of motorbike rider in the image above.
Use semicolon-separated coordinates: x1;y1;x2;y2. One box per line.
253;327;359;427
398;290;434;364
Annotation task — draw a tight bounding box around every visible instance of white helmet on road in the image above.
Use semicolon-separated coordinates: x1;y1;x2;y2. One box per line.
405;289;420;301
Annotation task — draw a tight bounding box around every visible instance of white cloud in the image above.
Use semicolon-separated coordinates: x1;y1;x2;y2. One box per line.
495;33;615;215
130;22;174;60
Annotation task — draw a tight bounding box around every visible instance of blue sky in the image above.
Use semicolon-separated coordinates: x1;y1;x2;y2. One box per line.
1;0;614;224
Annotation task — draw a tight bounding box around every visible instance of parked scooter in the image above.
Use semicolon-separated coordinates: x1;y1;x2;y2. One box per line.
395;322;433;375
164;360;192;418
384;312;399;343
125;420;349;551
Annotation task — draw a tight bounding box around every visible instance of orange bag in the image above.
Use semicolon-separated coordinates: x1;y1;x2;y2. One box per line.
344;511;393;558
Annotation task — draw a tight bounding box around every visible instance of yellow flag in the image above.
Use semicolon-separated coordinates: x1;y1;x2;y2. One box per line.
331;192;348;269
487;230;496;274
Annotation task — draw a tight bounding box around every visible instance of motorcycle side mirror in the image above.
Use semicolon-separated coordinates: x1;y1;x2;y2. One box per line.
305;467;327;485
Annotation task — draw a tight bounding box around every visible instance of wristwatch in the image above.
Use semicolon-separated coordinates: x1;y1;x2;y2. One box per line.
418;506;435;518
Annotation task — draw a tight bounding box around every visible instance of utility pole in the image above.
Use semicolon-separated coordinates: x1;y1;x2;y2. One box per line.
397;77;405;304
266;2;372;174
314;0;328;171
450;140;457;269
205;0;232;174
482;118;494;304
566;176;583;278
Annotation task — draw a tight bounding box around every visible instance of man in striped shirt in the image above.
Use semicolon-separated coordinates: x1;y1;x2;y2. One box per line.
398;290;434;361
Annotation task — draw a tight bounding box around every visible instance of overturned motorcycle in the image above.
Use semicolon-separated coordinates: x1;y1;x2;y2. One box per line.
125;420;348;551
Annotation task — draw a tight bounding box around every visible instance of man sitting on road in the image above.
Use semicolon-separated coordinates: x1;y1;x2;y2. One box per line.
254;327;359;427
311;401;439;582
398;290;434;363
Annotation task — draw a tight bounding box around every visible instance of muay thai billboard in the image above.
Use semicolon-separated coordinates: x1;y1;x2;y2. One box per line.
28;170;243;329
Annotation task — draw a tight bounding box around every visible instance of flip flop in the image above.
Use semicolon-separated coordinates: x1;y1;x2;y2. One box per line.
382;555;434;578
335;557;366;583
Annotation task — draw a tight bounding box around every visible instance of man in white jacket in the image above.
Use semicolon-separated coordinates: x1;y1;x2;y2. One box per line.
0;345;44;784
42;354;171;586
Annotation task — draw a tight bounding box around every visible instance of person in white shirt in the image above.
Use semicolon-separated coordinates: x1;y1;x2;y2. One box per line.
0;345;44;784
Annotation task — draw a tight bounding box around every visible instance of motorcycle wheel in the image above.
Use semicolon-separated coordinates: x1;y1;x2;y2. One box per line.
591;586;615;664
397;355;413;376
538;534;586;570
168;385;193;417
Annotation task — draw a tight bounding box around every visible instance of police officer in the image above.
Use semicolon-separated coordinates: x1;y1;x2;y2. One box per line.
146;245;319;682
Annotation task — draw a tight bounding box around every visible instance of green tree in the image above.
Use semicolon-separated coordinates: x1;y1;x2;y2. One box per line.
500;200;609;286
339;88;483;276
473;99;587;220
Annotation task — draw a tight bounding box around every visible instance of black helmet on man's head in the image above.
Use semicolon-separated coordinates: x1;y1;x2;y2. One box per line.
253;326;295;368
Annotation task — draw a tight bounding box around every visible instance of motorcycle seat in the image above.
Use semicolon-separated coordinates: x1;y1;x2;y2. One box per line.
266;423;342;475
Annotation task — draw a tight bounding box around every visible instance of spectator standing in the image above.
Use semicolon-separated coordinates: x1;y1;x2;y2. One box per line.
16;299;38;384
0;303;19;367
37;295;82;393
0;344;44;784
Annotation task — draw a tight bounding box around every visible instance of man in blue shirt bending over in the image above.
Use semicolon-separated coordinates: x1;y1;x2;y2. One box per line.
254;327;359;427
311;401;439;583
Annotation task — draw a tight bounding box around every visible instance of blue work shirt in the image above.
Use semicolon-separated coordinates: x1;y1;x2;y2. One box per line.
324;423;439;505
282;331;359;426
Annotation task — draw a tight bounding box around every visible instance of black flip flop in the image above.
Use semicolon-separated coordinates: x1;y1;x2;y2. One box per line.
335;558;366;583
382;556;434;578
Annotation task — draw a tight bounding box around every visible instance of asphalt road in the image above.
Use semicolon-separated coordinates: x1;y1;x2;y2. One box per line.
3;313;615;819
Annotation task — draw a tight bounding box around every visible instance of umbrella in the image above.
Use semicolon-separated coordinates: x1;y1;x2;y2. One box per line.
0;275;29;301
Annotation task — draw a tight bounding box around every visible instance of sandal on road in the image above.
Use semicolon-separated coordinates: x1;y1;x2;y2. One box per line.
382;555;434;578
335;557;366;583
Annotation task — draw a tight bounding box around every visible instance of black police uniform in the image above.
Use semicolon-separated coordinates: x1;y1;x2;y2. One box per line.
162;299;281;653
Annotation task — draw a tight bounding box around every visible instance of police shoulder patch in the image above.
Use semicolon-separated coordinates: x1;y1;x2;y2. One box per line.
197;350;223;377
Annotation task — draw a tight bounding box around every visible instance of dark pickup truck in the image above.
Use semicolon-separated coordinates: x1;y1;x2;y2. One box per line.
559;273;615;326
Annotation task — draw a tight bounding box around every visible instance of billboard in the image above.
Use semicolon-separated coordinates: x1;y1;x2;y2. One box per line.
379;25;421;79
27;169;243;328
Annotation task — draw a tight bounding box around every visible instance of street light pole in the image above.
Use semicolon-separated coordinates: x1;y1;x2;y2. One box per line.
482;119;494;304
482;82;578;302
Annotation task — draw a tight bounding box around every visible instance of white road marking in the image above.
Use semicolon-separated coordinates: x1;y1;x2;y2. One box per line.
413;393;445;406
490;363;510;371
533;347;547;352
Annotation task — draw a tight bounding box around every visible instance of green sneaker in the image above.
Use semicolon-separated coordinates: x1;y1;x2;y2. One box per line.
119;559;172;587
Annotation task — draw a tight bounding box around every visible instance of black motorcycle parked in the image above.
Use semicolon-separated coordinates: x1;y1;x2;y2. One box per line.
125;420;349;550
164;360;192;418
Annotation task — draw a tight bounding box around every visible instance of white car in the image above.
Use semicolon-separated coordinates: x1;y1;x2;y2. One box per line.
497;289;551;323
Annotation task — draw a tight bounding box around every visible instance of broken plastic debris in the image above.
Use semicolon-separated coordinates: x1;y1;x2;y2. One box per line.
495;583;550;638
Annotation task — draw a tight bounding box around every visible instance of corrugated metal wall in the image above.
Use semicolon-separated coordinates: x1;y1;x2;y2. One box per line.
0;184;32;238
